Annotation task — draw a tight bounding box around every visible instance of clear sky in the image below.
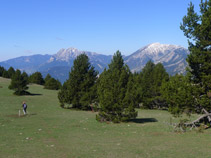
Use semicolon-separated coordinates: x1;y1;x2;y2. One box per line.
0;0;200;61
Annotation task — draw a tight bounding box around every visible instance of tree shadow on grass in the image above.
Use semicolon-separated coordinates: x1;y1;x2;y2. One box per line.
27;93;42;96
18;91;42;96
13;91;42;96
128;118;158;124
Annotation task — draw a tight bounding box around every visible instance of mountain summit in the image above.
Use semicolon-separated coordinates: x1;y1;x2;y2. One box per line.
38;48;112;82
125;43;189;74
49;48;99;63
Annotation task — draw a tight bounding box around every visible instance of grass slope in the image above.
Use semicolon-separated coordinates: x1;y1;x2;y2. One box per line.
0;77;211;158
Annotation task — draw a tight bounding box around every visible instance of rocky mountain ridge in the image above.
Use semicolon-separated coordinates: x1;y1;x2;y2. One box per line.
0;43;189;82
125;43;189;74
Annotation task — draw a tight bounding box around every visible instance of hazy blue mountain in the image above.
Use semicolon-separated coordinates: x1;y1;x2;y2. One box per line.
0;43;189;82
0;54;51;73
41;66;71;83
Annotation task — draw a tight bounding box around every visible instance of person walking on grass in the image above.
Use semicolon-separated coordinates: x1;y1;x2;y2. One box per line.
22;101;27;115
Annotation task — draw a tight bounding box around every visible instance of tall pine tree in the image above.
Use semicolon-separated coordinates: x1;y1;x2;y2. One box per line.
97;51;137;123
161;74;198;116
8;69;29;95
0;66;6;77
180;0;211;112
29;72;45;85
58;54;98;110
136;61;169;109
7;67;15;78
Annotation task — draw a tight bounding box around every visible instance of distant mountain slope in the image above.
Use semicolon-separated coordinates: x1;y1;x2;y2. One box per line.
41;66;71;83
124;43;189;75
41;48;112;72
0;43;189;82
0;54;51;73
0;48;112;82
39;48;112;82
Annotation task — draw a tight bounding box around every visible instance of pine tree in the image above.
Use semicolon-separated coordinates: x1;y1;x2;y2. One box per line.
151;63;169;108
8;69;29;95
136;61;169;109
44;78;61;90
22;72;29;84
122;75;139;120
44;74;52;83
58;54;98;110
180;0;211;113
0;66;6;77
161;74;197;116
44;74;62;90
2;70;9;78
7;67;15;78
139;61;155;108
97;51;137;122
29;72;45;85
58;81;70;108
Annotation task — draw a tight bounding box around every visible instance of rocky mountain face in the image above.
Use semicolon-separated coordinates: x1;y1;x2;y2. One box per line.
45;47;112;71
125;43;189;75
39;48;112;83
0;43;189;83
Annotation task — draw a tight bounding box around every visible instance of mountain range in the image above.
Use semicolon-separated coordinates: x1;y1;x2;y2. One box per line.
0;43;189;83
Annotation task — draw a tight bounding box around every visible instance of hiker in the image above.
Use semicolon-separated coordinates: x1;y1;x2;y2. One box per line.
22;101;27;115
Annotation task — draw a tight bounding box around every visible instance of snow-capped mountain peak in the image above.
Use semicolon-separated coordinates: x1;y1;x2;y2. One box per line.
125;43;189;74
55;47;82;61
47;47;83;62
131;43;185;61
48;47;101;63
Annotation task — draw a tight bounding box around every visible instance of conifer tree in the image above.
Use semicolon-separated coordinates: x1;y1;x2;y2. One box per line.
180;0;211;113
0;66;6;77
44;74;52;83
97;51;137;122
44;78;61;90
7;67;15;78
136;61;169;109
139;61;155;108
2;70;9;78
161;74;197;116
8;69;29;95
58;54;98;110
160;1;211;128
22;72;29;84
29;72;45;85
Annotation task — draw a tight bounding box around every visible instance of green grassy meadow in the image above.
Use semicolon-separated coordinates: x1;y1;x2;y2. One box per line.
1;77;211;158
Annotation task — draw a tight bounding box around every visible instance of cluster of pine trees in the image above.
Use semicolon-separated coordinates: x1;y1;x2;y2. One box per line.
0;66;61;95
28;72;61;90
58;51;171;122
0;66;16;79
134;61;169;109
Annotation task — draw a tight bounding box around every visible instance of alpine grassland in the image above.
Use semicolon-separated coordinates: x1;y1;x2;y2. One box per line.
1;77;211;158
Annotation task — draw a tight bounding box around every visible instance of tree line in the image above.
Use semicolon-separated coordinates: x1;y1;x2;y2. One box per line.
0;66;61;95
57;51;178;123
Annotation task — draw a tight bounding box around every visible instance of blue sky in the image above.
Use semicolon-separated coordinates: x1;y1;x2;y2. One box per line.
0;0;200;61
